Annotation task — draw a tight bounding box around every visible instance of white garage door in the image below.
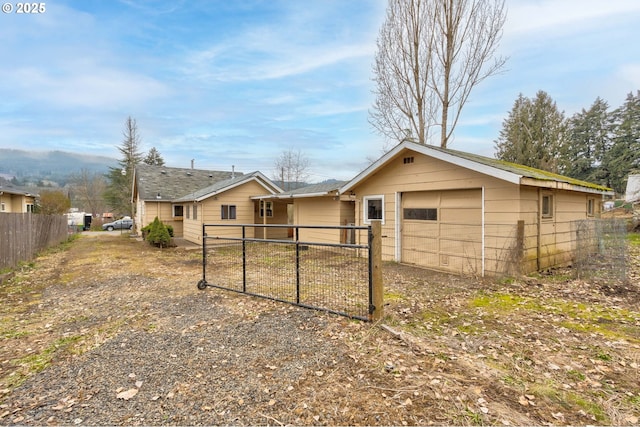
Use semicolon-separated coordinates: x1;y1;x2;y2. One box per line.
401;189;482;274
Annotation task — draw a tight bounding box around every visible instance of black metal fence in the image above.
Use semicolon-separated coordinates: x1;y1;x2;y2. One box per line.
198;224;374;321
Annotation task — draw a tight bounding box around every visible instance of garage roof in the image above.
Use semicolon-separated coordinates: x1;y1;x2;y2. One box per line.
339;141;614;196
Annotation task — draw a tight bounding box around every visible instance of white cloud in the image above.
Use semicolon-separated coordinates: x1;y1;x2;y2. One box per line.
505;0;640;36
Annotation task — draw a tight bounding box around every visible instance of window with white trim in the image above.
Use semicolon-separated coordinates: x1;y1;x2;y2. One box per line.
193;204;198;220
260;200;273;217
363;195;384;224
186;205;191;219
221;204;236;220
587;198;595;217
542;194;554;218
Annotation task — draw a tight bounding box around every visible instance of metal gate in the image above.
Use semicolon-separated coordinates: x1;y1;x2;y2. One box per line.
197;224;375;321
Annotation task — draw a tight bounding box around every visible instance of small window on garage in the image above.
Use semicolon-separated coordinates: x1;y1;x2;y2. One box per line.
186;205;190;219
221;204;236;220
193;204;198;220
363;195;384;224
587;198;595;217
173;205;184;217
542;194;554;218
403;208;437;221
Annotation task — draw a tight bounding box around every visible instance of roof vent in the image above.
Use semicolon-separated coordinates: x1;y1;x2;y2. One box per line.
187;172;192;176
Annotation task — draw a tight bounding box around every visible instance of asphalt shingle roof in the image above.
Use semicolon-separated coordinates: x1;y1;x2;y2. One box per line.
174;171;279;202
281;181;346;196
134;164;242;201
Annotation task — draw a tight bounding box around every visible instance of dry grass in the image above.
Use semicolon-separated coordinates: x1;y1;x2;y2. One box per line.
0;233;638;425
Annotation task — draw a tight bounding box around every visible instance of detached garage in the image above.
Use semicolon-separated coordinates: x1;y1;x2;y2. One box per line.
338;141;614;276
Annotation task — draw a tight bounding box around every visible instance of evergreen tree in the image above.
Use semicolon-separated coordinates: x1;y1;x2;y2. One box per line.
565;97;612;184
607;91;640;194
495;91;566;173
144;147;165;166
104;117;143;217
495;94;534;166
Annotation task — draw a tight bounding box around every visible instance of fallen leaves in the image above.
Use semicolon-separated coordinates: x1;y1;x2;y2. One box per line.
116;388;138;400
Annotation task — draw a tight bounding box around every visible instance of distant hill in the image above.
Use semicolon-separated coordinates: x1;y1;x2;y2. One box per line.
0;149;117;185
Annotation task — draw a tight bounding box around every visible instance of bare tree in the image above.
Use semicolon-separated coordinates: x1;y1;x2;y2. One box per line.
371;0;507;148
68;169;108;215
273;149;310;191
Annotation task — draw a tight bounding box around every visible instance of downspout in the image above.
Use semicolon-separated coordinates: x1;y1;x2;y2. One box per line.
395;192;401;261
537;188;542;271
481;186;485;277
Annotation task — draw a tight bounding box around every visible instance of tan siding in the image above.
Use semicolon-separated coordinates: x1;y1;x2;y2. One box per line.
348;151;605;276
0;194;34;213
293;197;343;243
183;180;282;245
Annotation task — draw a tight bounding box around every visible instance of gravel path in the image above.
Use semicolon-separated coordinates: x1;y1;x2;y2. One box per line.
1;233;639;426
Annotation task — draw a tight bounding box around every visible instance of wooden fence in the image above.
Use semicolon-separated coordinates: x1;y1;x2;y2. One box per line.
0;213;69;270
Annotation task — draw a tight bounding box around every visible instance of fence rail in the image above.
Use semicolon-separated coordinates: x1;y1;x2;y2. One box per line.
0;213;69;270
198;223;381;321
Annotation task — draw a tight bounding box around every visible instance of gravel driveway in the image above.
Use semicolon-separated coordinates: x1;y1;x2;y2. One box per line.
1;233;639;426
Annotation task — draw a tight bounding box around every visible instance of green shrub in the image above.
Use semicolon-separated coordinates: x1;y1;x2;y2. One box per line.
142;222;173;239
146;217;171;248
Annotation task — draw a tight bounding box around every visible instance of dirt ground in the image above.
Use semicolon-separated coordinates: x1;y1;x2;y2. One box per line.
0;233;638;426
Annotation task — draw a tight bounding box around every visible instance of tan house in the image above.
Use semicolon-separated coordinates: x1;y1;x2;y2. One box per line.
174;171;284;245
252;181;354;244
0;188;37;213
334;141;614;276
132;165;240;236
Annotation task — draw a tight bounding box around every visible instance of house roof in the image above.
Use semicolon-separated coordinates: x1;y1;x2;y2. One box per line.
133;164;242;201
252;181;347;200
339;141;615;196
174;171;283;202
0;186;38;197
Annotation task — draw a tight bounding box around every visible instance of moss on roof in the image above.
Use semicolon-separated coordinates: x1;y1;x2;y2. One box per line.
428;145;613;193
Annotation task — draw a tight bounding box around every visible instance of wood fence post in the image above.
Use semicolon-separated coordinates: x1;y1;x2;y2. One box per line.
370;220;383;322
516;220;525;273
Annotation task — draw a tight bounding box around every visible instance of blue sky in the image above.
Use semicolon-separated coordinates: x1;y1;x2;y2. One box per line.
1;1;639;181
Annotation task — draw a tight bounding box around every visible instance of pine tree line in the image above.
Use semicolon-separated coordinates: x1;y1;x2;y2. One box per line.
495;90;640;195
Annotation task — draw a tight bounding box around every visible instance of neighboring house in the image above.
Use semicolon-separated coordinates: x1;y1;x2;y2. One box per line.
174;171;284;244
132;165;241;236
0;187;37;213
334;141;614;276
625;174;640;204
